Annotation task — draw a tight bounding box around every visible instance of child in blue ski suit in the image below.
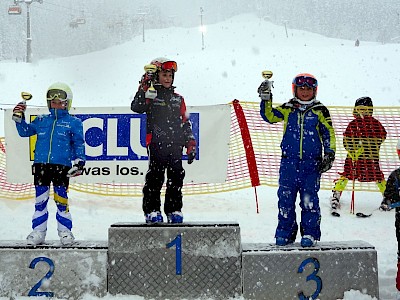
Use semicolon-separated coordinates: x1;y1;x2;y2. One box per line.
259;73;336;247
13;82;85;246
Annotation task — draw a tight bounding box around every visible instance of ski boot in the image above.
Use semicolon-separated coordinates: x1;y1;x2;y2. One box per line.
58;230;75;245
301;235;317;247
167;211;183;223
26;230;46;246
330;190;341;217
145;211;164;224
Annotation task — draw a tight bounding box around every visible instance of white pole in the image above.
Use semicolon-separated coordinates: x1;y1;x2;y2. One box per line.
200;7;205;50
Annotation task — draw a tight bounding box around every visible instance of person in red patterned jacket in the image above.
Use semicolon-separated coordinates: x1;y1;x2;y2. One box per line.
131;57;196;224
330;97;387;216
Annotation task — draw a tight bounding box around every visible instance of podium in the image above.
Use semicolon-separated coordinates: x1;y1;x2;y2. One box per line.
0;224;380;299
108;222;242;299
242;241;379;299
0;241;107;299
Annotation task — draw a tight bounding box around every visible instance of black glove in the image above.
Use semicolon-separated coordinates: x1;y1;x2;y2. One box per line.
379;199;393;211
320;152;335;173
67;158;85;177
186;140;196;164
139;72;154;92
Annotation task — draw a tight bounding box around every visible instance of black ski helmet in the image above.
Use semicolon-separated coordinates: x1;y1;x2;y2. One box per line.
353;96;373;116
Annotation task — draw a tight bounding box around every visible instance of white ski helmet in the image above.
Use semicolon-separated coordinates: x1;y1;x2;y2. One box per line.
46;82;73;110
149;57;178;83
150;57;178;73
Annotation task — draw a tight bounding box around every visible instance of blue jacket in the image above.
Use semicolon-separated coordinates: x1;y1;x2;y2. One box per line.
15;108;85;167
260;98;336;160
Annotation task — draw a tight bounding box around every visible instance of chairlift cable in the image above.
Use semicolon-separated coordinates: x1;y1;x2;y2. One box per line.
44;0;83;13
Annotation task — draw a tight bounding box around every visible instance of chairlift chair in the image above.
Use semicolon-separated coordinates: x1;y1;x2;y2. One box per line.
69;21;78;28
8;5;22;15
75;17;86;25
115;20;124;26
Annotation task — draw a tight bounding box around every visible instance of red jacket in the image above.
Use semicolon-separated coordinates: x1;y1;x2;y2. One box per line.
339;115;386;181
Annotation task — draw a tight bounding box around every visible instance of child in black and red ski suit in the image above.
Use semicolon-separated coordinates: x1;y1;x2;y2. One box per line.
380;140;400;292
131;57;196;224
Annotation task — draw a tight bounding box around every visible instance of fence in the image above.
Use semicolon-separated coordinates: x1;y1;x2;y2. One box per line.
1;101;399;200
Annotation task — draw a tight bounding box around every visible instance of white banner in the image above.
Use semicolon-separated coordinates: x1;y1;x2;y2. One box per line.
4;105;230;184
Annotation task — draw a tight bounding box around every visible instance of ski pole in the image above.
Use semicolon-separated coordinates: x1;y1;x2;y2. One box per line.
349;147;362;214
350;160;356;214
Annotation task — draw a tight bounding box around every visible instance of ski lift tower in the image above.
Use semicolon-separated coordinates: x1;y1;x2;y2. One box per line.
199;7;206;50
11;0;43;63
137;12;147;43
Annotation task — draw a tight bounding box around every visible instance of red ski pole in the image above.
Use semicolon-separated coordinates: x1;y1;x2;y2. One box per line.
349;147;363;214
350;171;355;214
350;157;357;214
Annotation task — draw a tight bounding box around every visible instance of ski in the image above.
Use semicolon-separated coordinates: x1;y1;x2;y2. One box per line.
356;201;400;218
331;210;340;217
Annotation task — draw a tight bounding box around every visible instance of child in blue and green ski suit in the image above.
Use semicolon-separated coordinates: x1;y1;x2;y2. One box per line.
259;73;336;247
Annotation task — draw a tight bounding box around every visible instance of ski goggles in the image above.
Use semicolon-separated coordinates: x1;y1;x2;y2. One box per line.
159;61;178;72
47;89;68;101
293;76;318;88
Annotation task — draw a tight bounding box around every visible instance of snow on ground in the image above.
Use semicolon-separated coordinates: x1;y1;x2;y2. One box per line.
1;13;400;300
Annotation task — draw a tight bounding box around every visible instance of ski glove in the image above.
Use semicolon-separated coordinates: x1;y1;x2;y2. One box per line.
12;102;27;123
379;198;393;211
67;158;85;177
320;152;335;173
186;139;197;164
140;72;154;92
257;81;273;101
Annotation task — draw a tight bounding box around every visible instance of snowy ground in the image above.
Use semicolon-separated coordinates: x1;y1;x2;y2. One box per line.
1;13;400;300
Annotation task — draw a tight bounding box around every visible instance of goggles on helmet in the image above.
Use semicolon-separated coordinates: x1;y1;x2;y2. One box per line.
47;89;68;101
293;76;318;88
160;61;178;72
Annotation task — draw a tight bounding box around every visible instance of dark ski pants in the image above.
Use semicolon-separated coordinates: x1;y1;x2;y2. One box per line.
396;211;400;258
142;143;185;215
32;163;72;232
396;211;400;290
275;157;322;241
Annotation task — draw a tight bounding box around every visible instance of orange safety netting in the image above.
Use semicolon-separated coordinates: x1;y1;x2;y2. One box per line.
1;101;399;200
